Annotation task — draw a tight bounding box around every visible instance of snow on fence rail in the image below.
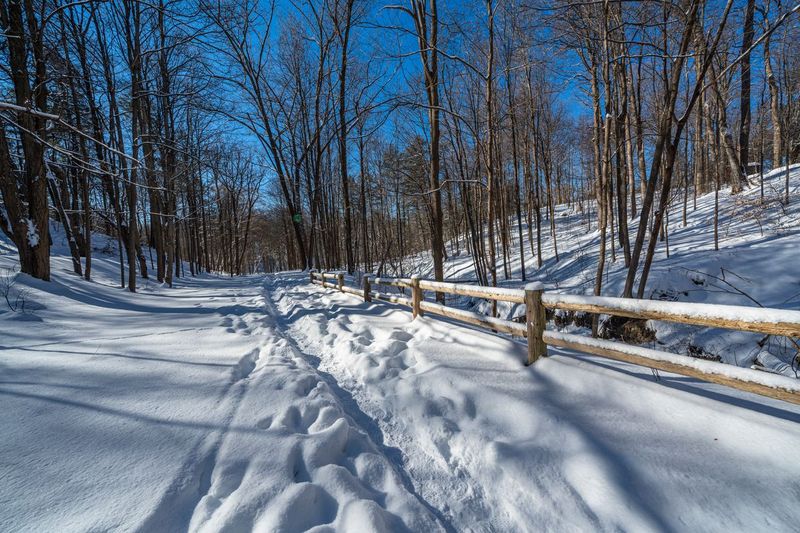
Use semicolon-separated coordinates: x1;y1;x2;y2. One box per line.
309;271;800;405
540;293;800;338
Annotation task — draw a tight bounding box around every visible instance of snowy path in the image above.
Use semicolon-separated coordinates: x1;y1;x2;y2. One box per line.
4;265;800;532
1;271;441;532
270;271;800;532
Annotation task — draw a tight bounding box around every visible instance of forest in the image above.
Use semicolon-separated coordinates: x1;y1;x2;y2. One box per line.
1;0;799;294
4;2;800;531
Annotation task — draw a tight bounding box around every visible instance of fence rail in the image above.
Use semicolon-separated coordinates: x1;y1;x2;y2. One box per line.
309;270;800;405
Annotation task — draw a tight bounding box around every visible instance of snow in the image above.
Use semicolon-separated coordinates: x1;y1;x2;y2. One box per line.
393;164;800;373
373;277;413;287
0;234;440;532
419;279;525;302
2;168;800;531
541;292;800;327
420;299;527;336
273;273;800;531
25;218;39;247
372;290;413;307
544;330;800;393
525;281;544;291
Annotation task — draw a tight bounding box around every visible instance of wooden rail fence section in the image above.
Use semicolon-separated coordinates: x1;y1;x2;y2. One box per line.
309;271;800;405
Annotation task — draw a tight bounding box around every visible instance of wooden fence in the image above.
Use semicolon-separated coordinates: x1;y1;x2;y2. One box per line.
309;271;800;405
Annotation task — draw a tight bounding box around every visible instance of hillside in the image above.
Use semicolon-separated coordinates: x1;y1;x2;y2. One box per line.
394;165;800;375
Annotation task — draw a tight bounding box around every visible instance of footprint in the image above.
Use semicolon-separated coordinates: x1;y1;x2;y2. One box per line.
384;356;409;373
434;435;453;463
355;335;372;347
277;406;301;431
288;443;311;482
383;340;408;357
234;319;252;335
307;406;341;434
348;340;364;354
280;401;325;433
389;330;413;342
324;333;339;347
256;416;273;430
191;460;248;527
382;367;401;379
298;403;322;432
423;399;443;417
232;349;259;380
402;351;418;369
261;483;337;531
463;396;477;420
304;419;350;469
212;460;248;499
432;418;459;463
292;375;319;397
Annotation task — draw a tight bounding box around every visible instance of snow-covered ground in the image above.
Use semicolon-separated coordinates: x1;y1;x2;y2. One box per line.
2;168;799;531
3;242;800;530
0;244;441;531
274;273;800;531
395;165;800;374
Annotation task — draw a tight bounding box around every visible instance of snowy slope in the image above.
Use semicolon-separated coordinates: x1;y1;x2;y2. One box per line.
394;165;800;373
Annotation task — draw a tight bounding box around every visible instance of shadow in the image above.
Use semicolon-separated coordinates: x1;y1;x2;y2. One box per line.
274;273;703;530
0;387;268;436
283;301;397;325
1;326;216;350
296;274;800;423
1;345;232;369
526;368;679;533
37;276;264;318
562;353;800;424
309;357;455;533
271;272;800;531
0;380;102;391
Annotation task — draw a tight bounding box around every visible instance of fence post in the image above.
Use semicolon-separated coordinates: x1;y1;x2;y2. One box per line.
309;269;315;284
411;275;423;319
525;282;547;365
362;274;372;302
337;272;344;292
